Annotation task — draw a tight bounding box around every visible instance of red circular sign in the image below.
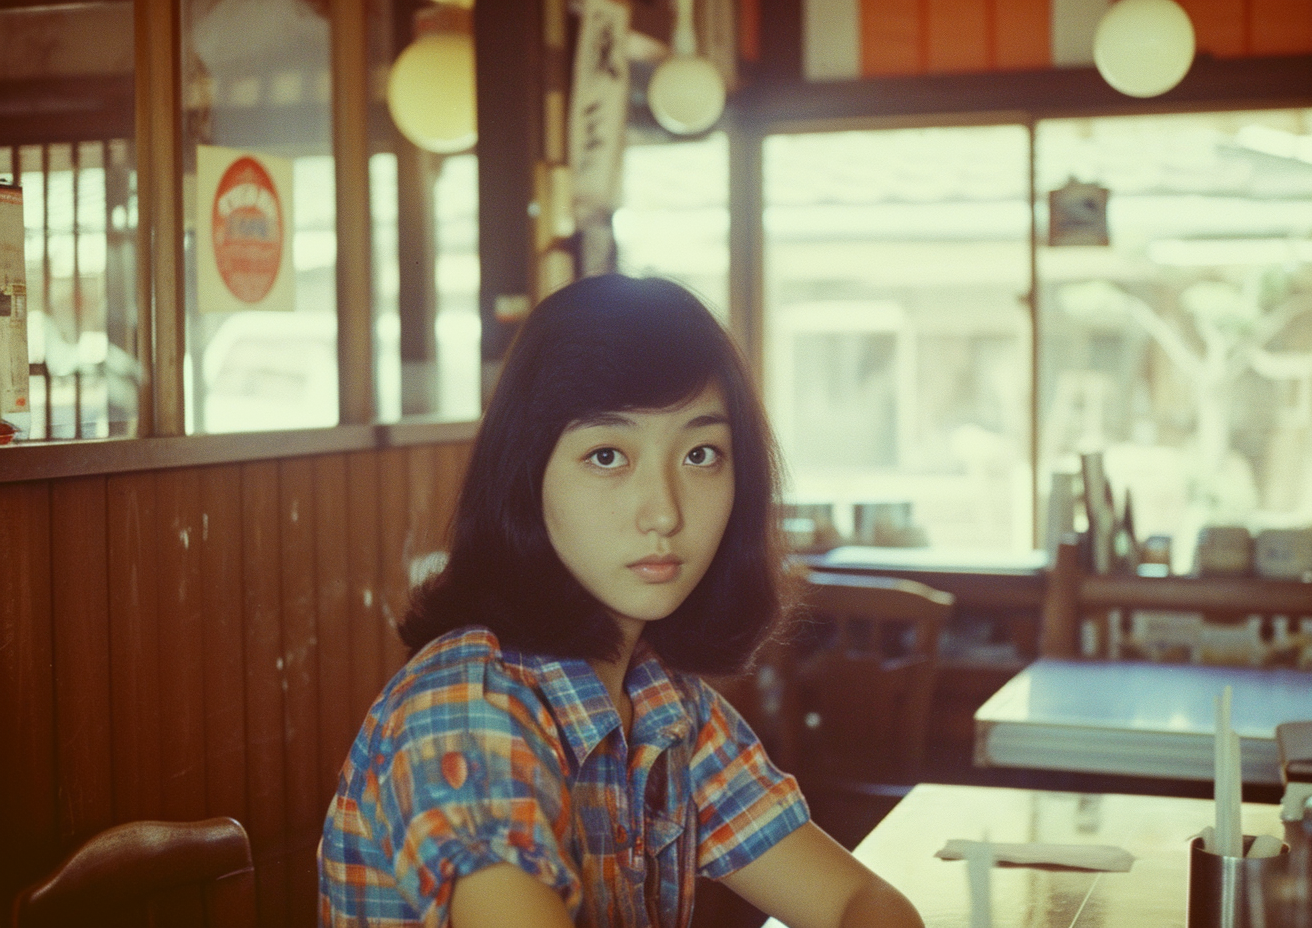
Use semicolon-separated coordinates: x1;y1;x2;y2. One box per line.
211;156;283;304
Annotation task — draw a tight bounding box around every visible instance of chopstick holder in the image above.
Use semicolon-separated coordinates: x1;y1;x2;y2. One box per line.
936;839;1135;872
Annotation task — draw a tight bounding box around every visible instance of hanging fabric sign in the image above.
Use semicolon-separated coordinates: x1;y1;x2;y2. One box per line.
0;183;29;420
197;145;295;313
568;0;630;226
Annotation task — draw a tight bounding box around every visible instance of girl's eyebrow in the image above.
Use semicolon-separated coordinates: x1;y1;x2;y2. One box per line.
685;412;730;429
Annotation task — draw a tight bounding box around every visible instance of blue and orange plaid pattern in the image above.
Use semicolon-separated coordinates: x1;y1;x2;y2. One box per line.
318;626;808;927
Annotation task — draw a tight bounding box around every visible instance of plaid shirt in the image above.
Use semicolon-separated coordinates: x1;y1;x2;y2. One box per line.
318;626;807;928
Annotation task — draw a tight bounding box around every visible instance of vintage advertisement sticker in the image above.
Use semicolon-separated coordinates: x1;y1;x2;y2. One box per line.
197;145;295;313
0;183;29;421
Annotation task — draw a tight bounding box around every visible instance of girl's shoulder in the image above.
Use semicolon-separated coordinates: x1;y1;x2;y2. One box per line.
374;625;549;729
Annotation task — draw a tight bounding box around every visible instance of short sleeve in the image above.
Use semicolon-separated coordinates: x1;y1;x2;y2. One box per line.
370;659;583;925
690;684;810;879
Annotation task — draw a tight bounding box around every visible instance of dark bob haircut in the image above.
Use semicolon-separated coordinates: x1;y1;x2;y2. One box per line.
400;274;787;675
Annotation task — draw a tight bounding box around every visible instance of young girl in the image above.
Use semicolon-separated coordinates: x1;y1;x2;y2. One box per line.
318;275;923;928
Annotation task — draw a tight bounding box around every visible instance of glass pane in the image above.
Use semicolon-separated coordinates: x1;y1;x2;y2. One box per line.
614;131;730;321
763;125;1033;553
1036;110;1312;573
182;0;337;434
0;4;137;442
433;154;481;422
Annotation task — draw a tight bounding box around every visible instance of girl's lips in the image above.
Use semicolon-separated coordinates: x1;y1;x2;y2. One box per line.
628;558;682;583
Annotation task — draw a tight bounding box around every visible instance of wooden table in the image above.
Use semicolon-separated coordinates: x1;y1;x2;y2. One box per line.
764;783;1286;928
974;658;1312;785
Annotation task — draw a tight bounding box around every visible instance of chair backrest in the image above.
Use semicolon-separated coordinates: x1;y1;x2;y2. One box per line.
11;817;255;928
794;571;954;785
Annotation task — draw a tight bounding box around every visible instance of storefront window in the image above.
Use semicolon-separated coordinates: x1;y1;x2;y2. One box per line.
1036;110;1312;572
181;0;338;434
762;125;1033;552
0;3;136;442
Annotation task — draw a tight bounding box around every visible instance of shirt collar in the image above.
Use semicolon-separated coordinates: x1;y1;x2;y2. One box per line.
514;639;694;766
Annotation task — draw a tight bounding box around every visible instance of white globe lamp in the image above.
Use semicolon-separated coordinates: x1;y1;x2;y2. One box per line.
1093;0;1196;98
647;0;725;135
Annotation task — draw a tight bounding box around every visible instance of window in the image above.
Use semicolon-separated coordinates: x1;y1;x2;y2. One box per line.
614;131;731;321
763;125;1033;552
1036;110;1312;572
0;4;137;441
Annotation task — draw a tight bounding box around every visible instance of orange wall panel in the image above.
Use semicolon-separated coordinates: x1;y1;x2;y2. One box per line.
994;0;1051;69
1180;0;1251;56
863;0;926;75
926;0;992;72
1251;0;1312;53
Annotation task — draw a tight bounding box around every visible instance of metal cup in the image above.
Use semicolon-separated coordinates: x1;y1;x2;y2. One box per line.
1187;836;1291;928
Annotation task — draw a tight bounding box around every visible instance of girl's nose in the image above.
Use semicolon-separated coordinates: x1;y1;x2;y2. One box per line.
635;465;681;536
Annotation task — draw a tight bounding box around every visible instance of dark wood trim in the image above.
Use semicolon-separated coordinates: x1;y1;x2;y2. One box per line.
331;0;376;425
0;76;134;147
1081;572;1312;616
0;419;478;484
733;53;1312;129
134;0;185;436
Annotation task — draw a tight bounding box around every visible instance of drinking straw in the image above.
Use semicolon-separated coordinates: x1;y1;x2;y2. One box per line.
1215;685;1243;858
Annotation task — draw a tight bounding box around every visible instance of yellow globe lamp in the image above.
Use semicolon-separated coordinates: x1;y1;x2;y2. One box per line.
386;5;477;154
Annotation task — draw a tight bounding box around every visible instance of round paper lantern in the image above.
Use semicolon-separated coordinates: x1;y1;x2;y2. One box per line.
648;55;725;136
386;31;477;153
1093;0;1195;98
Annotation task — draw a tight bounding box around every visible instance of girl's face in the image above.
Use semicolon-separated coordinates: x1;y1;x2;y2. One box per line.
541;383;735;637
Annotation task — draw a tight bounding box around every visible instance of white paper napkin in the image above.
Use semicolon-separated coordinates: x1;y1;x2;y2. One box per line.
936;839;1135;872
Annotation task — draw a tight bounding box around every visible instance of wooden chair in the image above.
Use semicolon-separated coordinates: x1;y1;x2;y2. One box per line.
11;817;256;928
790;571;953;844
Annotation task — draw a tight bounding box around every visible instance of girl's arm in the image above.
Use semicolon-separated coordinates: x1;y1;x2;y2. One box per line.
450;863;576;928
719;821;925;928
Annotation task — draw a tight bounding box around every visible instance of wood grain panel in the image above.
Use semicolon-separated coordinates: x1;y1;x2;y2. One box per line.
314;454;354;803
926;0;990;72
994;0;1050;69
378;447;411;677
346;451;384;720
277;457;322;927
241;460;288;928
50;476;114;845
1180;0;1251;56
107;472;162;823
200;464;248;822
0;481;56;905
861;0;924;75
155;468;208;823
1251;0;1312;53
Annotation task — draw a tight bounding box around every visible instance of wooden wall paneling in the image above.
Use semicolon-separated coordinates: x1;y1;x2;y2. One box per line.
277;457;323;926
405;445;441;561
1251;0;1312;54
346;451;385;720
432;441;472;550
49;476;114;846
314;454;354;803
199;464;249;824
926;0;991;72
154;468;208;822
240;461;289;928
106;472;162;824
378;447;412;676
861;0;924;76
1180;0;1251;56
993;0;1050;69
153;467;210;928
0;481;56;909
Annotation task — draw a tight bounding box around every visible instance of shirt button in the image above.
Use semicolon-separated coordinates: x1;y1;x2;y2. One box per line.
615;825;628;845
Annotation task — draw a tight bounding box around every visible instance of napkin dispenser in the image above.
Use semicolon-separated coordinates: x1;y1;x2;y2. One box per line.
1276;720;1312;822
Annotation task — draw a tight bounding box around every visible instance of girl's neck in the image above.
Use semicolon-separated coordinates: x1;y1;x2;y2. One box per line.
588;616;643;736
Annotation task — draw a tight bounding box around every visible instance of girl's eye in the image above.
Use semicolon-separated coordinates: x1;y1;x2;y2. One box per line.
586;447;627;469
685;445;722;467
